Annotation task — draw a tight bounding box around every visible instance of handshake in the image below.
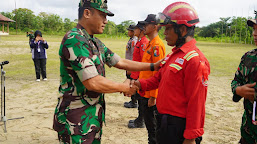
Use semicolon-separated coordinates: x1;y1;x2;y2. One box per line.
122;79;141;97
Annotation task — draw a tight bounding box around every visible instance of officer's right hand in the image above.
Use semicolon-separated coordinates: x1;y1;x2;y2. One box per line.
123;80;139;97
236;83;256;101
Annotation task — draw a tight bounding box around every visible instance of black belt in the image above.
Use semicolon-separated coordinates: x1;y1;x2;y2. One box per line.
159;114;186;125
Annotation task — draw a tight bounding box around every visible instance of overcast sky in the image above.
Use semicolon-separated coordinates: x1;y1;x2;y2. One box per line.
1;0;257;27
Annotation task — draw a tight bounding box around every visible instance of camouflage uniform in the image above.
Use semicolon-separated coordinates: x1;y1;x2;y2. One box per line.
231;49;257;144
53;23;120;144
27;33;35;45
27;33;35;40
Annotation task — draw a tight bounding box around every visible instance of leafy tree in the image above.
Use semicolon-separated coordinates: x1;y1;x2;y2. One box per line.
12;8;36;31
104;20;117;35
117;20;135;35
64;18;73;32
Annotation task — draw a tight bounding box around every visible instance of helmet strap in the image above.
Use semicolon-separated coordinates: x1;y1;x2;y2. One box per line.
174;24;187;48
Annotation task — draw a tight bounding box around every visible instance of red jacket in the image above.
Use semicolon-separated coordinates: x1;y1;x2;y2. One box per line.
130;36;149;79
139;39;210;139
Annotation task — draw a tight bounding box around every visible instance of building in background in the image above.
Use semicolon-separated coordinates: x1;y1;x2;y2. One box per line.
0;14;15;35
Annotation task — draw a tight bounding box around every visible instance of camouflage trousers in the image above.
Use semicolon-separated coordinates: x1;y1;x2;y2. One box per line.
240;111;257;144
58;131;102;144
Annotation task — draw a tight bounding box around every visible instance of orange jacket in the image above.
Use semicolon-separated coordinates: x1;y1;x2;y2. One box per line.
139;35;165;98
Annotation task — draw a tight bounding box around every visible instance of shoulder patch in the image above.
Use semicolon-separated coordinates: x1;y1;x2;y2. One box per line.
153;46;160;57
183;50;199;61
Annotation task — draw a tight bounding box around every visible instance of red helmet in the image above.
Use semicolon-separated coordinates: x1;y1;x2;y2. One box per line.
159;2;199;27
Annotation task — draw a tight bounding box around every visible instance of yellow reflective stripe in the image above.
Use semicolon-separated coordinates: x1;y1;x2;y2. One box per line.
183;50;197;59
161;61;166;64
168;4;198;16
169;64;182;71
186;53;199;61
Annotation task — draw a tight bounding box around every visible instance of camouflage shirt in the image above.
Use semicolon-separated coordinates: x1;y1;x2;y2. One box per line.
231;48;257;143
27;33;35;40
53;24;120;138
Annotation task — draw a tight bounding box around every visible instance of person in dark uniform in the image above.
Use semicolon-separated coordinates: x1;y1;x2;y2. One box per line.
30;30;48;82
27;30;34;52
124;24;138;108
231;10;257;144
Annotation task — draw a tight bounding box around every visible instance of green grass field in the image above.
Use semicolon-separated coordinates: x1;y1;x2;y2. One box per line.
0;34;256;143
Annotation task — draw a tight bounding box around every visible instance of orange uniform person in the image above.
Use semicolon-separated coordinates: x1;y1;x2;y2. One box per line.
137;14;166;144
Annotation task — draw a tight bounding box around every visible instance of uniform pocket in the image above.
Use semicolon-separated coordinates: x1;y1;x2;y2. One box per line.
144;52;152;61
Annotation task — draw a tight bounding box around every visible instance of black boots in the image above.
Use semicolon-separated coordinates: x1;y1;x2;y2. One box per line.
128;117;145;128
124;101;138;108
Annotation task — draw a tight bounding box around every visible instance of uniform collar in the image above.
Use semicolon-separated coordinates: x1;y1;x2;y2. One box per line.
172;39;196;53
76;23;95;41
149;35;160;45
138;36;147;42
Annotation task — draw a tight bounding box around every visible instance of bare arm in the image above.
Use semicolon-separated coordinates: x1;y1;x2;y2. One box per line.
83;75;138;94
235;83;256;101
114;58;162;71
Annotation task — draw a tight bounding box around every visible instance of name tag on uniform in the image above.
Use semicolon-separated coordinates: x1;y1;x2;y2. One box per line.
175;58;184;65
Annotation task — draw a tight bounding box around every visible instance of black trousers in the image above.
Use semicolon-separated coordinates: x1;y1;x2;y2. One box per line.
139;97;157;144
156;113;202;144
33;59;47;79
126;73;138;104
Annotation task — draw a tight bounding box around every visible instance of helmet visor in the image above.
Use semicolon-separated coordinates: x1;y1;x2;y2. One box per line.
157;12;171;26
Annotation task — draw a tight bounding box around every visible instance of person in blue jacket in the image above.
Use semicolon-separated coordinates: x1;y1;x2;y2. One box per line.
30;30;48;81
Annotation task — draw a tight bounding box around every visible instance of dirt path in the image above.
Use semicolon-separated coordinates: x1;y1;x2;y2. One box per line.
0;75;243;144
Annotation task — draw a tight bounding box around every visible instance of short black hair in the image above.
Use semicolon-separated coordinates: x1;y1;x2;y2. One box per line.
34;30;42;38
78;7;93;20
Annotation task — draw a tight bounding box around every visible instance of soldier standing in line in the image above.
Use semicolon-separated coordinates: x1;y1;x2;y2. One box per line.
231;10;257;144
124;24;138;108
53;0;161;143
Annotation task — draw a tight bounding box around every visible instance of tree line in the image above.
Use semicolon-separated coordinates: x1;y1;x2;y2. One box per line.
1;8;255;44
0;8;137;36
196;16;255;44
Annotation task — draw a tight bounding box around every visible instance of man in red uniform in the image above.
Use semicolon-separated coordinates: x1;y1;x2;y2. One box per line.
128;22;149;128
132;2;210;144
